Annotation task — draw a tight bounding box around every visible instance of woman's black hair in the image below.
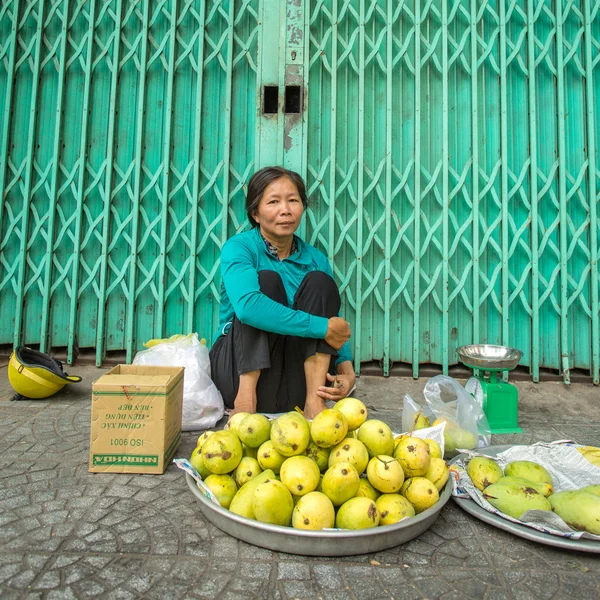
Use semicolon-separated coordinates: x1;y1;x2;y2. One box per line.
246;166;307;227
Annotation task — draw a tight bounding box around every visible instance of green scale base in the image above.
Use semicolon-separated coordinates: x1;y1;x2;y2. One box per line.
467;371;522;435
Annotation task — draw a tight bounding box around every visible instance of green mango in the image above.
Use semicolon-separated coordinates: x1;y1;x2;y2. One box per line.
252;479;294;526
229;469;275;520
335;497;379;529
550;490;600;534
504;460;553;486
203;474;237;509
189;446;212;479
483;482;552;519
444;428;477;456
496;476;553;497
580;484;600;497
467;457;503;491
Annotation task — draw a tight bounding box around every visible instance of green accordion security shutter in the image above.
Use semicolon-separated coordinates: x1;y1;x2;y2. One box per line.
0;0;599;384
0;0;259;365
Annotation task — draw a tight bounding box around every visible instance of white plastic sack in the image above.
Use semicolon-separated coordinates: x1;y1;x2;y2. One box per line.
133;333;224;431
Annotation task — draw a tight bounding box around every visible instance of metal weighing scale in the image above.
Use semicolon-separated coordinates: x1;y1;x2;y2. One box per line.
457;344;524;434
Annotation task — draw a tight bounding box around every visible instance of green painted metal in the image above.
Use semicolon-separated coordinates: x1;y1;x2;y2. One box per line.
527;0;540;382
283;0;306;174
0;0;599;385
186;0;206;336
413;0;423;379
68;0;96;365
304;0;600;383
585;0;599;382
383;0;393;377
0;0;18;289
39;0;70;355
255;0;281;168
96;0;123;366
356;0;365;379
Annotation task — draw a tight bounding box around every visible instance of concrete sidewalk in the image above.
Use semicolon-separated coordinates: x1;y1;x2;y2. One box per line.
1;365;599;599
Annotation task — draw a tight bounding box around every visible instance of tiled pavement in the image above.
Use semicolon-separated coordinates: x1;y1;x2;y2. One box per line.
1;366;599;599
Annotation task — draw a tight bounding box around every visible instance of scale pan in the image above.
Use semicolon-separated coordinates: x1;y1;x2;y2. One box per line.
456;344;522;371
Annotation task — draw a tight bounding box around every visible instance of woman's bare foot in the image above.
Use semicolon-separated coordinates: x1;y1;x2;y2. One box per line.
231;394;257;415
231;371;260;414
303;397;327;419
303;353;330;419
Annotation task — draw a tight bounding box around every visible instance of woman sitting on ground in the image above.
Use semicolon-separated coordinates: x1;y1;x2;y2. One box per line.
209;166;355;419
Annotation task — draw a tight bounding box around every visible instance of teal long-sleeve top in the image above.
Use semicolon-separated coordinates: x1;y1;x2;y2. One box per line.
215;227;353;366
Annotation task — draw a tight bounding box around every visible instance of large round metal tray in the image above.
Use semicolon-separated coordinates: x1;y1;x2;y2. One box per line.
186;473;452;556
449;446;600;554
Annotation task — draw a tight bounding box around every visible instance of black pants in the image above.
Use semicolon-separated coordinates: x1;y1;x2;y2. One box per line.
209;270;341;413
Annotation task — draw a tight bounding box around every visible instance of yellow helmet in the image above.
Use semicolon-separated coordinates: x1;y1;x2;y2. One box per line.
8;347;82;399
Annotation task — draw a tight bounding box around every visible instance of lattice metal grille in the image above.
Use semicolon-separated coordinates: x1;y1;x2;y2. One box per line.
0;0;258;365
306;0;600;382
0;0;598;383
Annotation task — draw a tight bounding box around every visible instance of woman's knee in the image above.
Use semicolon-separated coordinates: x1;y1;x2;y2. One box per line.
301;271;338;295
294;271;341;315
258;270;287;304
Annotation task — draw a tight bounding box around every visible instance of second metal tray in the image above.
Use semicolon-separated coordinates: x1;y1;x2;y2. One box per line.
449;446;600;554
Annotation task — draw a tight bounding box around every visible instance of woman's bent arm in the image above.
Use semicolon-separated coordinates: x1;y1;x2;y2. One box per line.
221;237;328;338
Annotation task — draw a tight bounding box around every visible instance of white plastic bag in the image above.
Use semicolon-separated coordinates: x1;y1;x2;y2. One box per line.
423;375;491;457
401;393;435;433
133;333;224;431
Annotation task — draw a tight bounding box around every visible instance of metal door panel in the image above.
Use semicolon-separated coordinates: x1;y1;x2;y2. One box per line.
304;0;600;382
0;0;598;383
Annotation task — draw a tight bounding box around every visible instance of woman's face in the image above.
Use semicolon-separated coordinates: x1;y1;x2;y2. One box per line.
253;177;304;243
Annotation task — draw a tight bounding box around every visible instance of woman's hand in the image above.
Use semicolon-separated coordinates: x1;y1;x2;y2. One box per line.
316;370;356;402
324;317;351;350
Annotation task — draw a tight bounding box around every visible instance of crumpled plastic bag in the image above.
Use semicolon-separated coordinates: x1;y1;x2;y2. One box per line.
423;375;491;457
133;332;224;431
401;393;435;433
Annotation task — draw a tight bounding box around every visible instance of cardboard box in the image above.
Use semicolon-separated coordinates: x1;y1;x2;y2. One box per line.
89;364;184;474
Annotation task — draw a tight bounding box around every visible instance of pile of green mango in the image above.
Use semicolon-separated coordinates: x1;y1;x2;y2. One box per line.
466;456;600;535
190;400;451;531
